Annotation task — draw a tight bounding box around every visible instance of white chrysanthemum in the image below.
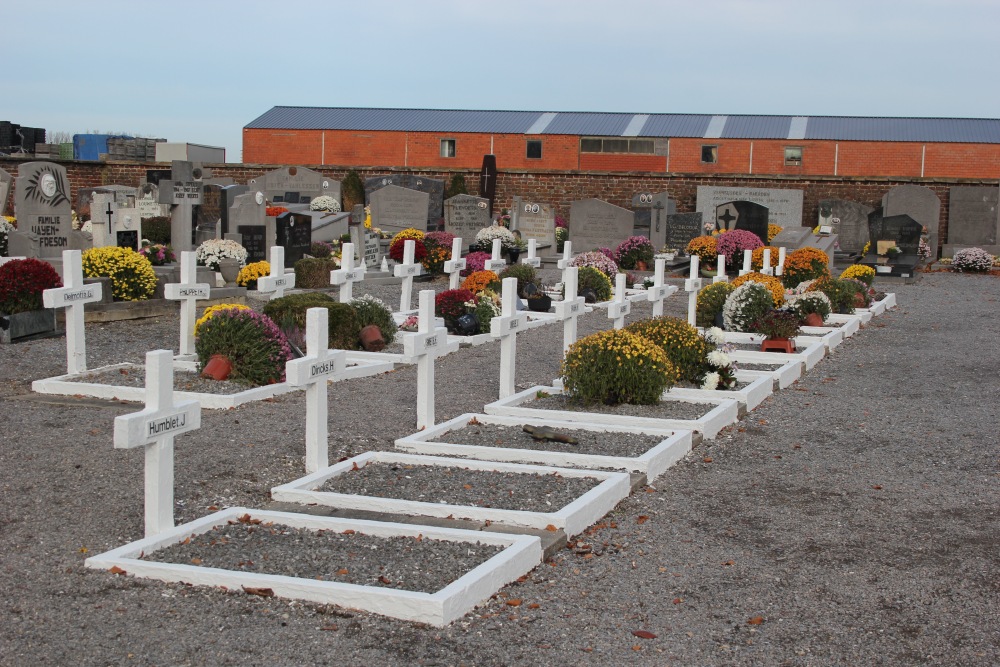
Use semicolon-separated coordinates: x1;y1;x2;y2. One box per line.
707;350;731;368
309;195;341;212
701;372;721;390
705;327;726;345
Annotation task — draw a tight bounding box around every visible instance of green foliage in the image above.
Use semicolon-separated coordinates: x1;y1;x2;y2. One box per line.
445;173;469;198
293;257;338;289
696;282;735;328
575;266;612;301
813;278;857;313
555;227;569;253
473;292;501;333
750;309;801;339
560;329;678;406
350;294;397;346
263;292;361;350
341;169;365;210
624;316;712;384
499;263;538;297
194;309;292;386
143;216;171;245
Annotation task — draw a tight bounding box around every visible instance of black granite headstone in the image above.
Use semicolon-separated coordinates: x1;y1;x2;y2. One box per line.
116;230;139;250
479;154;498;215
276;212;312;267
717;200;769;243
238;225;267;263
664;212;704;252
145;169;172;186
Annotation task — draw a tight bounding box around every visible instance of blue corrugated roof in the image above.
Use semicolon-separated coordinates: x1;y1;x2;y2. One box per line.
245;107;1000;144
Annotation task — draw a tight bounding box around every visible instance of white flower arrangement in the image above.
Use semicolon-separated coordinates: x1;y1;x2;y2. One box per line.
722;282;772;332
352;293;388;310
785;291;832;318
309;195;341;213
195;238;248;271
0;218;14;235
706;350;731;368
705;327;726;345
701;372;722;390
475;224;517;250
952;247;995;272
75;219;93;234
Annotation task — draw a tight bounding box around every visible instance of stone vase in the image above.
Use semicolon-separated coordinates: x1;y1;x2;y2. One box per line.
218;259;241;284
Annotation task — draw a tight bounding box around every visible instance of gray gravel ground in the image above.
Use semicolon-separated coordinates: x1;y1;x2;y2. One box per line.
1;271;998;666
439;423;667;458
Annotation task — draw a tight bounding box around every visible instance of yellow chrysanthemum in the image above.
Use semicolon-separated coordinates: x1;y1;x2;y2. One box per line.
731;271;785;307
194;303;251;336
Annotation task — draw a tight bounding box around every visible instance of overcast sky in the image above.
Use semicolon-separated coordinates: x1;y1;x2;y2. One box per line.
6;0;997;162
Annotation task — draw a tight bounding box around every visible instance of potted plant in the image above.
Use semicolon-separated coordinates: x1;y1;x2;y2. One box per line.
722;282;772;333
0;258;63;343
786;291;832;327
751;309;801;353
886;245;902;261
526;291;552;312
615;236;655;271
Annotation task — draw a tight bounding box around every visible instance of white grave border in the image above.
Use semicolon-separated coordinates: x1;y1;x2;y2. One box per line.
666;373;774;412
84;507;542;628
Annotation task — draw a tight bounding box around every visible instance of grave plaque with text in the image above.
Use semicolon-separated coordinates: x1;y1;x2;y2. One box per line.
512;198;556;255
15;162;73;257
276;212;313;267
569;199;634;252
664;212;704;252
370;185;430;234
697;186;803;229
444;194;491;240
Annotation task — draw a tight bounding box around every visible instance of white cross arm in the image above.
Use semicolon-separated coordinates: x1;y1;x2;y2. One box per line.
42;283;103;308
258;273;296;292
285;350;347;386
113;400;201;449
490;313;525;338
402;326;448;362
164;283;211;300
393;263;422;278
443;258;467;273
484;259;507;272
608;300;632;319
647;284;678;302
521;256;541;268
554;296;585;319
684;278;704;292
330;267;365;286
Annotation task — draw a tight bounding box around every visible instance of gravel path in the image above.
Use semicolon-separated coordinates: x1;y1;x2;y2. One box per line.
438;423;667;458
1;271;998;666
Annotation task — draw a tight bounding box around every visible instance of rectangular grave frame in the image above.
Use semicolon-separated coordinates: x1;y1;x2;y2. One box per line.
484;385;739;439
666;372;774;412
720;335;827;371
395;413;692;482
715;329;840;356
735;363;802;391
271;451;631;538
84;507;541;627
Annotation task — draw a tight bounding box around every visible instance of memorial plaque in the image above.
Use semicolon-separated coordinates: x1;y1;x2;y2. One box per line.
947;186;999;247
231;191;272;263
633;191;676;248
15;162;73;257
276;212;313;267
569;198;634;251
818;199;873;255
116;230;139;249
369;184;430;234
716;201;769;243
882;185;940;259
697;186;803;228
663;212;704;252
248;166;339;207
363;230;382;269
479;154;498;215
238;225;267;263
444;194;491;240
512;197;557;255
365;175;443;228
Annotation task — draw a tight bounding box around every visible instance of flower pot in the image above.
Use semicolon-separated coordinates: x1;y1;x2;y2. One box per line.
454;313;480;336
760;337;796;353
0;308;57;343
201;354;233;381
527;293;552;312
853;293;868;308
635;260;648;271
359;324;386;352
713;312;726;329
802;312;824;327
218;258;241;284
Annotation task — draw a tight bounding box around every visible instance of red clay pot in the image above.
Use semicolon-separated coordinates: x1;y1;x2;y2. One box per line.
803;312;824;327
359;324;386;352
760;338;796;353
201;354;233;381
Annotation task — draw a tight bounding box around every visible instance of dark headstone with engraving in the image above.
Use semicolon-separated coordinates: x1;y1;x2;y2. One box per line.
864;209;922;277
276;212;313;267
664;212;704;253
479;154;498;215
239;225;267;263
632;192;676;249
117;230;139;250
716;200;769;244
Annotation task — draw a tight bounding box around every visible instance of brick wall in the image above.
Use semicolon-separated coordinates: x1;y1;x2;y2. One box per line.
4;156;997;247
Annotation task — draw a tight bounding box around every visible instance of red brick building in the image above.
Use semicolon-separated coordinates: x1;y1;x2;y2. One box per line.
243;107;1000;180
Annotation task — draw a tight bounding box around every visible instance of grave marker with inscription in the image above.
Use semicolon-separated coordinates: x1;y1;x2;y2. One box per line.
366;175;443;228
818;199;872;255
444;194;491;240
15;162;73;257
275;212;313;266
569;199;634;252
157;161;206;252
249;166;339;206
663;212;704;253
882;185;940;259
370;185;430;234
715;201;769;243
697;186;803;229
42;250;103;374
479;154;498;215
511;197;556;255
633;192;675;249
401;290;449;429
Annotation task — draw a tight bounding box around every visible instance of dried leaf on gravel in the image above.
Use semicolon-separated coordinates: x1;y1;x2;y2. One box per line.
673;597;683;604
505;599;522;607
108;566;126;575
242;586;275;598
637;515;649;524
747;616;764;625
632;630;657;639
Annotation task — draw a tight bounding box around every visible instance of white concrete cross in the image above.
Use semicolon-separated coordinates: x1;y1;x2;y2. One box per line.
556;241;574;270
484;238;507;273
739;249;752;276
761;248;774;276
607;273;631;330
164;251;210;357
113;350;201;537
714;254;729;284
401;290;449;429
490;277;526;399
776;246;786;277
685;254;704;327
42;249;103;375
394;239;423;312
443;237;466;290
285;308;346;473
646;257;676;317
554;266;585;354
256;246;295;300
520;238;541;268
329;242;366;303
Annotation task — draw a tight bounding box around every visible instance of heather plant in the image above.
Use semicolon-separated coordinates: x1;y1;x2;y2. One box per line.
560;329;678;406
624;316;712;384
614;236;655;270
194;303;251;336
696;281;735;328
294;257;338;288
350;294;397;346
424;231;456;252
195;308;293;386
461;251;491;277
263;292;361;349
722;282;773;332
0;258;62;314
715;230;764;267
82;246;157;301
310;241;335;258
571;250;618;278
952;247;995;273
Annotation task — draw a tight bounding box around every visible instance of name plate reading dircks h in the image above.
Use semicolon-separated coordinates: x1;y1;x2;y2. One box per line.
285;350;346;387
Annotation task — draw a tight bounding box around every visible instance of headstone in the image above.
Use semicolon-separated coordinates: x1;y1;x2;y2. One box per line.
15;162;73;257
89;193;141;250
402;290;449;429
275;212;313;266
114;206;142;251
157;161;205;252
478;154;498;215
6;230;39;258
256;246;296;299
511;198;557;255
113;350;201;537
697;186;804;229
882;185;941;259
490;277;525;400
607;274;631;330
231;191;273;263
443;237;466;290
363;230;382;269
249;166;340;206
42;249;103;374
77;185;137;222
554;266;585;354
633;192;676;248
0;167;12;214
946;186;1000;253
329;242;366;303
136;183;170;220
366;175;443;228
164;252;211;357
443;194;491;240
662;212;704;254
771;226;812;251
285;308;346;473
868;212;922;261
715;201;769;243
569;199;634;251
370;185;431;234
818;199;872;255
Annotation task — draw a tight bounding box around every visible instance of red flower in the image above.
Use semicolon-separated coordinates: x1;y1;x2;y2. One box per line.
389;237;427;263
0;258;63;314
435;289;475;319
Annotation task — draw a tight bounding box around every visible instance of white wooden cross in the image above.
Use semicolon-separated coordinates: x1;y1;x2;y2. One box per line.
521;238;541;268
0;256;27;266
394;239;422;312
646;257;676;317
776;246;786;277
285;308;346;473
554;266;585;354
739;249;752;276
113;350;201;537
329;242;366;303
557;240;574;286
443;237;466;290
714;254;729;284
256;246;295;300
761;248;774;276
42;249;103;375
401;290;448;429
484;238;507;273
607;273;631;329
685;254;704;327
164;251;210;357
491;277;526;399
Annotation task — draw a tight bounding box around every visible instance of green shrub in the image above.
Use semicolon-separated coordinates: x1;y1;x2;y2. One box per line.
195;308;292;386
696;282;735;328
143;216;171;245
561;329;677;405
811;278;856;313
575;266;612;301
263;292;361;350
294;257;338;289
341;169;365;210
499;263;538;297
350;294;397;346
624;317;712;384
445;173;469;198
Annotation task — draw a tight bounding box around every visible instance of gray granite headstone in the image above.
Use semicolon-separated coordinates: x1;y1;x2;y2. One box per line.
444;194;491;242
77;185;137;221
136;183;169;219
511;197;557;255
14;162;73;257
663;212;704;253
370;185;430;234
770;227;812;251
248;166;339;206
818;199;872;255
946;185;999;250
0;167;12;215
633;192;676;249
716;201;769;243
230;191;273;263
157;161;205;252
6;230;39;258
363;230;383;269
697;186;803;229
365;175;443;228
569;198;634;252
882;185;940;259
